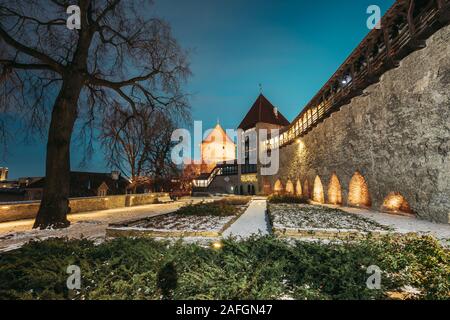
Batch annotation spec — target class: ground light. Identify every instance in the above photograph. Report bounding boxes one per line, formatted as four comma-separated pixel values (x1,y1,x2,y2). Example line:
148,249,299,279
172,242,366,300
211,241,223,250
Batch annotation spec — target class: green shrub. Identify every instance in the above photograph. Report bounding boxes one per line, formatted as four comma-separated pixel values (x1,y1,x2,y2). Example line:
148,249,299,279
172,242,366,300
215,197,252,206
268,194,309,204
0,235,448,300
176,201,237,217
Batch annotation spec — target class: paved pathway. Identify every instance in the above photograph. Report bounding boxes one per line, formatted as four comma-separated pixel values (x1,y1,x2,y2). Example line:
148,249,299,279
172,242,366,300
222,199,270,239
0,197,215,252
324,204,450,243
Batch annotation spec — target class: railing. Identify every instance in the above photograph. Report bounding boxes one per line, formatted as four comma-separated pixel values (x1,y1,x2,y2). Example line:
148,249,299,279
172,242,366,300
262,0,449,151
241,164,257,174
192,163,239,189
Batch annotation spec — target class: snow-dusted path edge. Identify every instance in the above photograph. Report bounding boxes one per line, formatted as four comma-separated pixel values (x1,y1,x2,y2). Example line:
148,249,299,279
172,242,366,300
324,204,450,244
222,199,270,239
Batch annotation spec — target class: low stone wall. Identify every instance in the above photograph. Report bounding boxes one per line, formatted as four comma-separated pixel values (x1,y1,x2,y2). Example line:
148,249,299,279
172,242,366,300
0,202,41,222
0,193,170,223
126,193,166,207
273,227,392,241
106,228,221,239
70,195,126,213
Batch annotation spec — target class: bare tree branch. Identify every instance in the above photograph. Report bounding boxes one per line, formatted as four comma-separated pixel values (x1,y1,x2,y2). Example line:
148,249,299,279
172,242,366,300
0,0,191,228
0,26,65,73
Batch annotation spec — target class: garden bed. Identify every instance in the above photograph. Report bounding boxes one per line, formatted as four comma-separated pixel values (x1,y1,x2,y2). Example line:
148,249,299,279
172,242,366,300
106,198,250,238
269,204,394,240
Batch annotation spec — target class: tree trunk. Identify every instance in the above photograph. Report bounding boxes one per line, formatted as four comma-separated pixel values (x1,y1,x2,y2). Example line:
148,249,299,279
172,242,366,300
33,76,83,229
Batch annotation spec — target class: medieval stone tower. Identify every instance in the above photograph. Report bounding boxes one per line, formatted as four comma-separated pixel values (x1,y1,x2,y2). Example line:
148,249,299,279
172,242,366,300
200,123,236,174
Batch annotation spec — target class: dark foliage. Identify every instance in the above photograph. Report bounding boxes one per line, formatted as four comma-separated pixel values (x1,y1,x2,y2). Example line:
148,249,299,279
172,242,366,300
268,195,309,204
0,235,448,300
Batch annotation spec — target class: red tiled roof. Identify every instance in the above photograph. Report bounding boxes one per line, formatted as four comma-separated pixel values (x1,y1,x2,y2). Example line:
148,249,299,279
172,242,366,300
238,94,290,130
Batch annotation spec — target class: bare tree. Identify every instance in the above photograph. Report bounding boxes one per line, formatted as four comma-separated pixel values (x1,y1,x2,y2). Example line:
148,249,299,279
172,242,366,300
101,104,148,193
101,102,181,193
0,0,190,229
144,110,179,192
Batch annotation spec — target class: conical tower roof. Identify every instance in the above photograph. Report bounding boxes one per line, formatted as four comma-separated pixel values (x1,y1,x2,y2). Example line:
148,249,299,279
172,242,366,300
238,94,290,130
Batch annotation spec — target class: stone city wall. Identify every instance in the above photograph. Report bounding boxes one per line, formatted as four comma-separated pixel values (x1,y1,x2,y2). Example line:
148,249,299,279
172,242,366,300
264,24,450,223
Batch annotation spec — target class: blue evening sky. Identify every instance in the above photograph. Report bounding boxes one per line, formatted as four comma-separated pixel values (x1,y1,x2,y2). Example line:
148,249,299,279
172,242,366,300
4,0,394,179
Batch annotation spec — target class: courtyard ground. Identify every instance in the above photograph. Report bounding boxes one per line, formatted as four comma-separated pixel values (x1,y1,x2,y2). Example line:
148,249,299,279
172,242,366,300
222,198,270,239
0,197,216,252
335,205,450,244
0,197,448,300
0,197,449,252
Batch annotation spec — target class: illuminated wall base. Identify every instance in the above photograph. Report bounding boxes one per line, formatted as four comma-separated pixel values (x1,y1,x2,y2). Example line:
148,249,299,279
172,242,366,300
382,192,414,216
303,180,310,199
327,173,342,205
296,179,302,196
285,180,294,194
312,176,325,204
273,179,283,195
348,172,371,207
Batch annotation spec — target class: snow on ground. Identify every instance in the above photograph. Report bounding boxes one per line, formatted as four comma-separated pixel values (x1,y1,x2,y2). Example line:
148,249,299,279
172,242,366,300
152,236,220,247
111,214,235,233
332,205,450,243
222,199,270,239
1,197,449,252
270,204,390,232
0,197,214,253
270,203,450,245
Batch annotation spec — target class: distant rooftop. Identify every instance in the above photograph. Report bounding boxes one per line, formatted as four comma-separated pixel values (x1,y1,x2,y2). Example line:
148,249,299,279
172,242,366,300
238,94,290,131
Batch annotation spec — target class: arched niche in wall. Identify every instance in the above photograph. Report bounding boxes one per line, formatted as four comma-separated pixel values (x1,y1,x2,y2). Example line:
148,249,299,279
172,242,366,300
263,179,272,195
348,171,372,207
312,176,325,204
303,179,310,199
328,173,343,205
273,179,284,195
296,179,302,196
285,180,295,194
382,192,415,216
